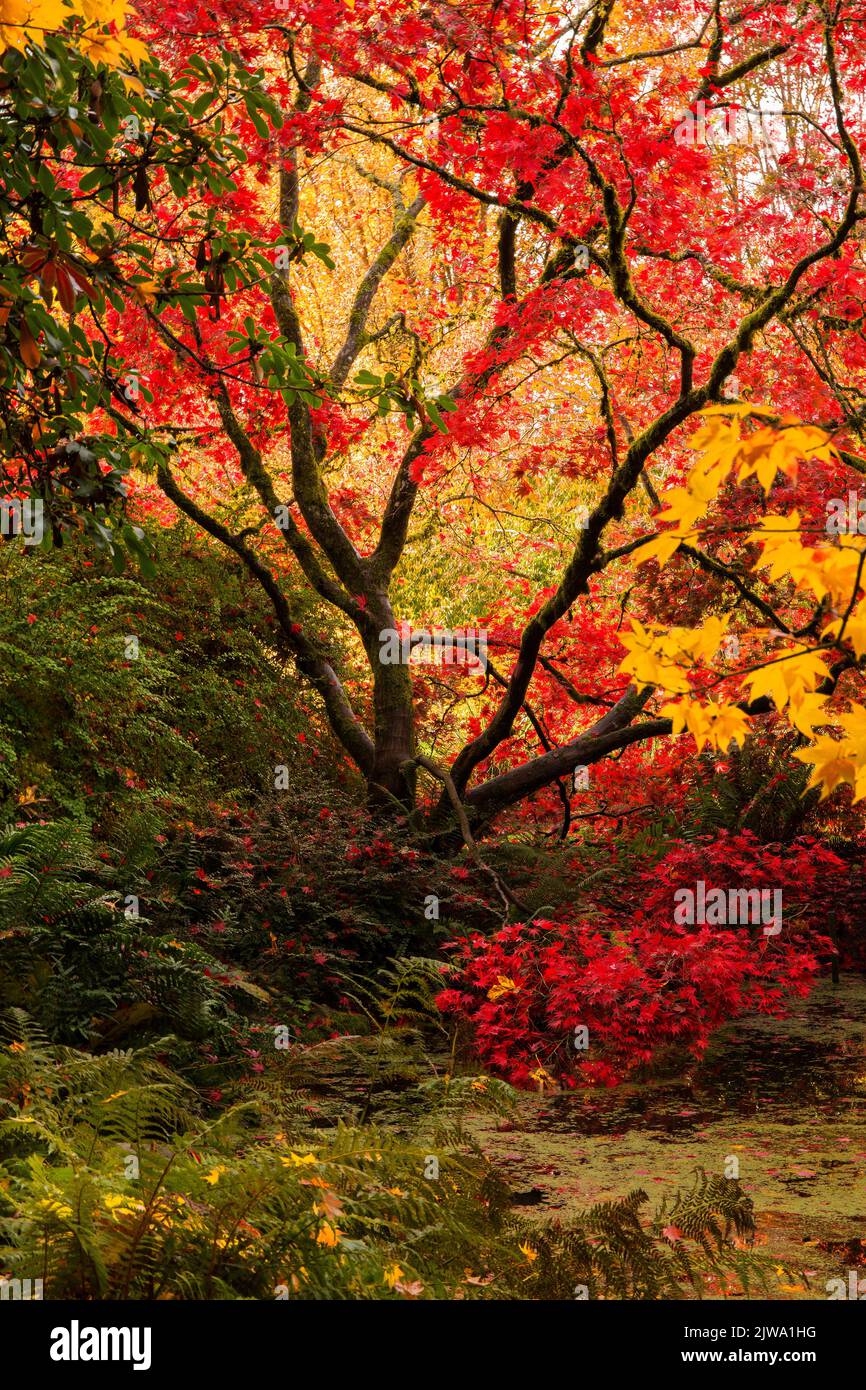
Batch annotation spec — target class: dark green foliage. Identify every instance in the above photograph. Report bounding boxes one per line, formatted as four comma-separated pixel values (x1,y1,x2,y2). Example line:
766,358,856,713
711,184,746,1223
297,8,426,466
145,789,497,1021
517,1170,773,1300
0,821,238,1045
0,529,319,843
692,735,817,841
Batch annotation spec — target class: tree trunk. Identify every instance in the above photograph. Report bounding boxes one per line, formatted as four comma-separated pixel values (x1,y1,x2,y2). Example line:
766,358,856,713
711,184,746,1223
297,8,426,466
365,604,416,809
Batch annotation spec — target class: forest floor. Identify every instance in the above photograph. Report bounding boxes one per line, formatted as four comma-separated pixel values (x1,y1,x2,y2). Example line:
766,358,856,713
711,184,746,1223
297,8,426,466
468,974,866,1299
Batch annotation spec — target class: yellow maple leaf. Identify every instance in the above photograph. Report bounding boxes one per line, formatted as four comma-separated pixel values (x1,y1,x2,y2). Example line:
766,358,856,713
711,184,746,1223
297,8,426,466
793,735,857,798
487,974,519,1002
745,648,829,711
749,514,836,599
528,1064,556,1089
131,279,159,308
787,691,831,738
819,542,865,606
661,699,750,752
618,619,691,691
835,702,866,748
853,764,866,803
631,529,688,569
0,0,149,69
704,703,751,749
736,423,836,493
825,609,866,659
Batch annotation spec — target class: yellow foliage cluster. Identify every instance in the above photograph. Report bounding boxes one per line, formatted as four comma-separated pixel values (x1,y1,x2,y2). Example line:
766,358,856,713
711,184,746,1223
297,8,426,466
634,405,838,567
749,512,866,610
619,614,731,693
659,698,752,753
0,0,147,67
620,405,866,799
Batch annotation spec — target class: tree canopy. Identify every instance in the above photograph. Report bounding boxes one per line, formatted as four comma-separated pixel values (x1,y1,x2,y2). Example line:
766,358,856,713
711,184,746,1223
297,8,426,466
5,0,861,832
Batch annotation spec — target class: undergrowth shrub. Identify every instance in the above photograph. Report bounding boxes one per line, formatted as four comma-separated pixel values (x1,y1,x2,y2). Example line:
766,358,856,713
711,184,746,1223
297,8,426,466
0,821,242,1046
0,529,318,847
438,831,857,1087
0,1014,780,1300
144,792,498,1029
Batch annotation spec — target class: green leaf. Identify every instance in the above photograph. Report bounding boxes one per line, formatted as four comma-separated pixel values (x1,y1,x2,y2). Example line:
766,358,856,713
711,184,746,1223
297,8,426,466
243,97,270,140
426,401,448,433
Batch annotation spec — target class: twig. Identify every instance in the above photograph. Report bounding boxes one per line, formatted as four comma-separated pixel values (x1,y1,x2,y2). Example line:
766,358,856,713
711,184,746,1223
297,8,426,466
403,754,531,921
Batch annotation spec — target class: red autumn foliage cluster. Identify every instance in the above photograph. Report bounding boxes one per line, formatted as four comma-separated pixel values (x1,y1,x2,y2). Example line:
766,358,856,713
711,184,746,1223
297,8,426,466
438,833,860,1087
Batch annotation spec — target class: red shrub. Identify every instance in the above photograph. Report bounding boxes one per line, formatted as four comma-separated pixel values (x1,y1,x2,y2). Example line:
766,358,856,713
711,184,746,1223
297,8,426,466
438,833,850,1087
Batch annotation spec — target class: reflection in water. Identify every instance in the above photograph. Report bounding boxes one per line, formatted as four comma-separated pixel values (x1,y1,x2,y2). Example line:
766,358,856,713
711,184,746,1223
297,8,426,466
523,975,866,1139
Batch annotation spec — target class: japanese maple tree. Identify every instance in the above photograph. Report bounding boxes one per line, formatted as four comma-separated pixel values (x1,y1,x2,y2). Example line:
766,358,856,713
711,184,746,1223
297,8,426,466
22,0,866,831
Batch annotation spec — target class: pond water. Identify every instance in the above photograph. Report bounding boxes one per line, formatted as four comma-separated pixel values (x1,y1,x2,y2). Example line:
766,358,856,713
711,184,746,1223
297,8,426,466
471,973,866,1297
